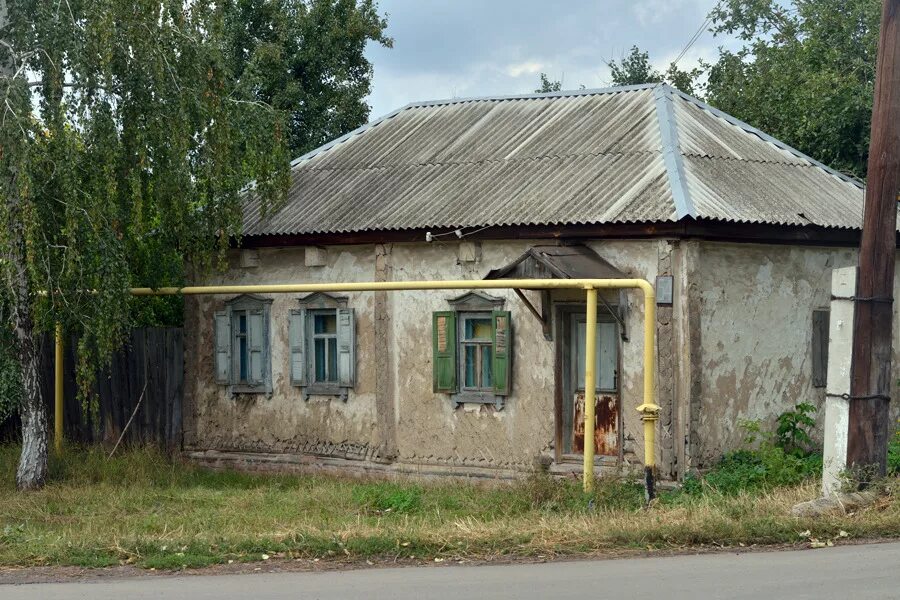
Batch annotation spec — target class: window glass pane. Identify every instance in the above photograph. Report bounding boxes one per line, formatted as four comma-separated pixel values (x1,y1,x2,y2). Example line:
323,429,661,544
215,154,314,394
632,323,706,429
482,345,493,388
575,319,612,391
464,345,477,387
598,322,617,390
314,338,326,381
314,313,337,334
238,313,247,334
327,338,338,383
575,321,586,388
464,318,492,341
239,336,248,382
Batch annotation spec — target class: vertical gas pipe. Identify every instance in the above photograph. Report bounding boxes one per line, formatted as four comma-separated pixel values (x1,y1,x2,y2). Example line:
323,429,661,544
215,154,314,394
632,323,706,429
582,287,598,492
54,323,63,455
636,282,659,501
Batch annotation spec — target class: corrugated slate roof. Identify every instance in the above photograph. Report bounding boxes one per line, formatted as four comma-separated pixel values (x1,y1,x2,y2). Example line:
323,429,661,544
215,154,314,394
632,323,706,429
243,83,867,237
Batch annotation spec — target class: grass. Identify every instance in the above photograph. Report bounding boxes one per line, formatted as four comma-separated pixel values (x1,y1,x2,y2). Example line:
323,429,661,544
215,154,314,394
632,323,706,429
0,445,898,570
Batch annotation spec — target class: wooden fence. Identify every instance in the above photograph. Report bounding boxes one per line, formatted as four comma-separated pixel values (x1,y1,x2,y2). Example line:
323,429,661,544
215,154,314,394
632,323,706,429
0,328,184,451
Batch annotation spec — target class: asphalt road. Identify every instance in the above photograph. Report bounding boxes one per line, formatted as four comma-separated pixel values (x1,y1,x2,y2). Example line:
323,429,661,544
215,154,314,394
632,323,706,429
4,542,900,599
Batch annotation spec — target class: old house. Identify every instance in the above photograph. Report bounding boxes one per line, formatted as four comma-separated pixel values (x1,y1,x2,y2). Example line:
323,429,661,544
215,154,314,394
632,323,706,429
182,83,899,481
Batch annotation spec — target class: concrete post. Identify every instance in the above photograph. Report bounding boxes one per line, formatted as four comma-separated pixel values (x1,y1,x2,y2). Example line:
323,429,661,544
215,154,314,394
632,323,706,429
822,267,857,496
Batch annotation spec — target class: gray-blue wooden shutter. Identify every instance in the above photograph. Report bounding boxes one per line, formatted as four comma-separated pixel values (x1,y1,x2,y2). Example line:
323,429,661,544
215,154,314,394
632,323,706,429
248,308,265,387
337,308,356,387
491,310,512,396
289,309,306,386
214,310,231,384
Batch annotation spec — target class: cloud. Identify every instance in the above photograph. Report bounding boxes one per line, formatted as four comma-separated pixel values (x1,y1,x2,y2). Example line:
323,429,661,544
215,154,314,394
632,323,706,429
505,61,545,78
365,0,727,117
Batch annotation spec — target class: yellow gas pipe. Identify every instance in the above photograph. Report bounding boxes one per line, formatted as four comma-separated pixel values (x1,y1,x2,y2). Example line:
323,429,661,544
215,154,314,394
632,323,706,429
53,278,659,497
54,323,63,455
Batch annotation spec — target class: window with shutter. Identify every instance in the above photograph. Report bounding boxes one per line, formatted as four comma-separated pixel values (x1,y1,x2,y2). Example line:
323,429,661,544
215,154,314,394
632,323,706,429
213,295,272,394
432,311,457,393
433,292,512,409
295,293,356,400
289,309,306,386
491,310,512,396
214,311,231,384
336,308,356,388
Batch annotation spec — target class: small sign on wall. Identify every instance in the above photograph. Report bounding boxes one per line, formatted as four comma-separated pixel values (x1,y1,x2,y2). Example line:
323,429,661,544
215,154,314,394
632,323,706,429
656,275,673,306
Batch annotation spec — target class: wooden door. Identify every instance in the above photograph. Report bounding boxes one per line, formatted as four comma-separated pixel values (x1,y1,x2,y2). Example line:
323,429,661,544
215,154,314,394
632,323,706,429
563,312,620,457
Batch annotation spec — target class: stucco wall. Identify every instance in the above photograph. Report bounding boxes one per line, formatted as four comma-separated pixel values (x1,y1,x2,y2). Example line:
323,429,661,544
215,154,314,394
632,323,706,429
183,239,662,474
183,237,900,478
693,242,900,467
183,245,385,461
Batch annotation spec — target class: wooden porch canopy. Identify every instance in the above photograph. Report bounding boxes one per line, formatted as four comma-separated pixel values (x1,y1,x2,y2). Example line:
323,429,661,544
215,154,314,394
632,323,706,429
484,245,629,340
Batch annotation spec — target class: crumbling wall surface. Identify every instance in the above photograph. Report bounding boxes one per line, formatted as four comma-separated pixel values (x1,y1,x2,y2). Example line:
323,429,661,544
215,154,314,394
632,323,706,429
388,239,660,472
183,238,664,474
183,245,386,461
694,242,857,467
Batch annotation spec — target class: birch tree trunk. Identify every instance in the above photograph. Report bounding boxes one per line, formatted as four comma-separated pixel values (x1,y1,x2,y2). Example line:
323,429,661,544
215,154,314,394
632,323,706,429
11,264,46,491
0,0,49,490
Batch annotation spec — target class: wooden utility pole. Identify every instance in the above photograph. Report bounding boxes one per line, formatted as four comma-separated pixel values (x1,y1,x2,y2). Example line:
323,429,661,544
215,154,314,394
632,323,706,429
848,0,900,476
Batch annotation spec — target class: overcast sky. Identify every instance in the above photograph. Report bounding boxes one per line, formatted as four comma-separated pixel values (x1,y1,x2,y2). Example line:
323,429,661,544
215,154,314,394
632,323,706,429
364,0,729,119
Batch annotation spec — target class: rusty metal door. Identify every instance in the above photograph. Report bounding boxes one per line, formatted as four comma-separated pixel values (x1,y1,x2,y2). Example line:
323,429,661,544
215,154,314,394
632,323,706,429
565,313,619,457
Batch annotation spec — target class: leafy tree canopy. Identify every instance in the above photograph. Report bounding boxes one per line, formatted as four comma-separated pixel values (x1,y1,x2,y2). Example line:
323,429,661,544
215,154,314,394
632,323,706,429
705,0,879,178
223,0,391,157
0,0,293,488
535,73,562,93
606,45,702,95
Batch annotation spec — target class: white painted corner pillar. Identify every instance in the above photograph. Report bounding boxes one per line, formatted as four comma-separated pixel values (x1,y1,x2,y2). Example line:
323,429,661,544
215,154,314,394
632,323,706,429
822,267,857,496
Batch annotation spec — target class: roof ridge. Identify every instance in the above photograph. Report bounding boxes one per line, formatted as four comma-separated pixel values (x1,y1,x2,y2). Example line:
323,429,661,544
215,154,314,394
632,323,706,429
653,85,696,219
403,83,657,109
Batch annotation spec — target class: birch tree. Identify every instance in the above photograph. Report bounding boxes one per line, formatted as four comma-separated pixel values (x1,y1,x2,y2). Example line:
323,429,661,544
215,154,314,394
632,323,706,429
0,0,289,490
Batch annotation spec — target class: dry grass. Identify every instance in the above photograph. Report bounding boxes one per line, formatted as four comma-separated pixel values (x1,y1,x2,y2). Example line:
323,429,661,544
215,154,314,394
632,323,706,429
0,445,898,570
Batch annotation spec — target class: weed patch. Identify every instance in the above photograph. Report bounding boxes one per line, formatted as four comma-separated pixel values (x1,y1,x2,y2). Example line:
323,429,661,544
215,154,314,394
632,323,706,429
0,444,897,570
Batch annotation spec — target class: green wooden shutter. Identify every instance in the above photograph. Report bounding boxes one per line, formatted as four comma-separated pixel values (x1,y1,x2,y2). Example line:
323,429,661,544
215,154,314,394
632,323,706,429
337,308,356,387
214,311,231,384
432,311,457,393
248,309,265,387
492,310,512,396
289,309,306,386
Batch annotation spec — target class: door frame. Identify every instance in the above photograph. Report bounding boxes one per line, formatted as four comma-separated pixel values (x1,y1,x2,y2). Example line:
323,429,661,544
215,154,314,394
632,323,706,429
553,302,623,464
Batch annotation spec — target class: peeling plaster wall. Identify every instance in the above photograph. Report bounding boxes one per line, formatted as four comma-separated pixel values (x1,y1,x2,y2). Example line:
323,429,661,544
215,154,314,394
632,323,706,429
183,237,900,478
692,242,900,468
183,245,385,461
386,240,659,471
184,239,663,474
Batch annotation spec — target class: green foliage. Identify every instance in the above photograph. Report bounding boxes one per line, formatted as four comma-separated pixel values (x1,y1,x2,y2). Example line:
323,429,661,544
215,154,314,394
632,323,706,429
606,45,702,94
535,73,562,93
889,422,900,476
679,446,822,497
676,404,823,497
775,402,817,457
1,1,293,415
705,0,879,178
603,0,877,178
222,0,392,157
0,329,22,423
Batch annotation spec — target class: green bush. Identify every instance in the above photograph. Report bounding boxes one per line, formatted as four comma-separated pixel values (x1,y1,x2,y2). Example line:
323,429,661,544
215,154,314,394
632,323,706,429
677,404,823,497
888,423,900,476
